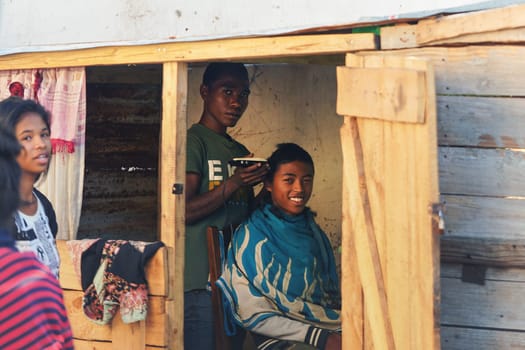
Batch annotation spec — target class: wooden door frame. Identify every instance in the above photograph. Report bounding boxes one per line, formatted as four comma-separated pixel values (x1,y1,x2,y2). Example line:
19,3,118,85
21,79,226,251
337,53,440,350
0,33,376,349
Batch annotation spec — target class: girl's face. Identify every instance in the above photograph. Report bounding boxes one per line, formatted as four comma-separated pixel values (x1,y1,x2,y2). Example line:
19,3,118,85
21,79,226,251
15,112,51,177
265,160,314,216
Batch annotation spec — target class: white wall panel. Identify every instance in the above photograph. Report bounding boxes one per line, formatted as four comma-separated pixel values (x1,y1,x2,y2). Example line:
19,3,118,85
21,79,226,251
0,0,522,55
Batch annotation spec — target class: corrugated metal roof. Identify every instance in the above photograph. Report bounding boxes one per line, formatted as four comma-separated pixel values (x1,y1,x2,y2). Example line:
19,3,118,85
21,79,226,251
0,0,523,56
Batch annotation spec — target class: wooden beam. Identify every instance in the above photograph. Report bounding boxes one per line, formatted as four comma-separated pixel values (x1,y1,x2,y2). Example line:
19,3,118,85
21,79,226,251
441,236,525,268
160,62,188,350
429,27,525,46
381,5,525,49
417,4,525,45
380,24,417,50
336,66,426,123
0,33,376,69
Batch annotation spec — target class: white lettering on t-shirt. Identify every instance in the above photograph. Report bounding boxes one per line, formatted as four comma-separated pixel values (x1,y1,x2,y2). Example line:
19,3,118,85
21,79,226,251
208,160,223,181
227,164,235,177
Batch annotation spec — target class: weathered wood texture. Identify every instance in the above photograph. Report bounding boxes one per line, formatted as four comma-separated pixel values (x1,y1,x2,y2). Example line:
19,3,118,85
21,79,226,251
361,42,525,350
440,262,525,349
437,95,525,149
58,239,168,349
77,65,162,241
368,46,525,241
380,4,525,49
339,54,440,350
441,269,525,330
0,33,376,69
336,67,426,123
441,236,525,268
160,61,188,350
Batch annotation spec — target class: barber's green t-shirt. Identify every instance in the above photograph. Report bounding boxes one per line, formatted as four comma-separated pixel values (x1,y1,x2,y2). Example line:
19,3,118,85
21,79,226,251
185,123,253,291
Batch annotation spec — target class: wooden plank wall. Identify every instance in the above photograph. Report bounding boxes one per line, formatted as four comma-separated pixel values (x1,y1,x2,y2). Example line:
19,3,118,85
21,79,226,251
435,46,525,349
57,240,168,349
78,65,162,242
372,44,525,348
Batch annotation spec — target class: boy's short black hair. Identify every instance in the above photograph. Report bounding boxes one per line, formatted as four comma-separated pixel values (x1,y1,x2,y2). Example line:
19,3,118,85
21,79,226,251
202,62,249,86
266,143,314,182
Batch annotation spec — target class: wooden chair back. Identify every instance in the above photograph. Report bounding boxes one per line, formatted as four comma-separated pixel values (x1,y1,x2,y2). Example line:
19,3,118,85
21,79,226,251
206,225,233,350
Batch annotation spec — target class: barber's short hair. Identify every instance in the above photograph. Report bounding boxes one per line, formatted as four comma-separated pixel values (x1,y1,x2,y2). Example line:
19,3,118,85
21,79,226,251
0,127,21,227
202,62,249,86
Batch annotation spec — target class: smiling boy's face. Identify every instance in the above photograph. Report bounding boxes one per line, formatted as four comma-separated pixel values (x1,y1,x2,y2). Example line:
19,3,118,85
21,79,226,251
265,160,314,216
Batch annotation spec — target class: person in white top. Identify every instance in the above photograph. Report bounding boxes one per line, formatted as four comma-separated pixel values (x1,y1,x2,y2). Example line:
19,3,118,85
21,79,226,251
0,97,60,278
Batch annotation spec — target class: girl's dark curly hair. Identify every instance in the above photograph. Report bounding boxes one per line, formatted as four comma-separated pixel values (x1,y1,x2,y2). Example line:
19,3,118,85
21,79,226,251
0,127,21,228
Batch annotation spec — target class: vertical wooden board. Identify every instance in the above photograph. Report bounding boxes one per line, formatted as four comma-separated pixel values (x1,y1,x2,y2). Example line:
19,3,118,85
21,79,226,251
382,119,412,350
160,62,188,350
341,116,393,349
385,54,439,349
355,117,390,350
344,53,440,350
365,56,439,348
340,117,364,350
343,54,394,350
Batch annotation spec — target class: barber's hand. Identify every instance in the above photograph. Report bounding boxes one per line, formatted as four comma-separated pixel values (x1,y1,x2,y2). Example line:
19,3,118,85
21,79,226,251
231,161,269,187
324,333,342,350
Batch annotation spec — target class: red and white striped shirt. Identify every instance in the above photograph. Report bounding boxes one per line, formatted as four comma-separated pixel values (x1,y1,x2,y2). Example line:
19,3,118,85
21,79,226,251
0,244,74,350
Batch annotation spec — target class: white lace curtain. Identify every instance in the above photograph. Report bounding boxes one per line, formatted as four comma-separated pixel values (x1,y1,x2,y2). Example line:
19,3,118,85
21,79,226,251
0,68,86,240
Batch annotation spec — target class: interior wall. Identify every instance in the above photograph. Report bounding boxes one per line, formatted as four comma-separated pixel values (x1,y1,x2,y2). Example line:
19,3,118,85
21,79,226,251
188,63,343,262
78,65,161,242
79,63,343,268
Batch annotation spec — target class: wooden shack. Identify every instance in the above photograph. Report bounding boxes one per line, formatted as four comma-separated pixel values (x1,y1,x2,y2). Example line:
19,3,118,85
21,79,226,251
1,1,524,349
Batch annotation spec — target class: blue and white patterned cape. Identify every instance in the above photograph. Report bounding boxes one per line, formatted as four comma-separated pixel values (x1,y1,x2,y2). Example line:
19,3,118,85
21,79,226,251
217,204,341,335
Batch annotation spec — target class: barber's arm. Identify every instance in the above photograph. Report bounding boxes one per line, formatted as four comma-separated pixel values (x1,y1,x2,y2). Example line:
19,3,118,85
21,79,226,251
185,163,268,224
